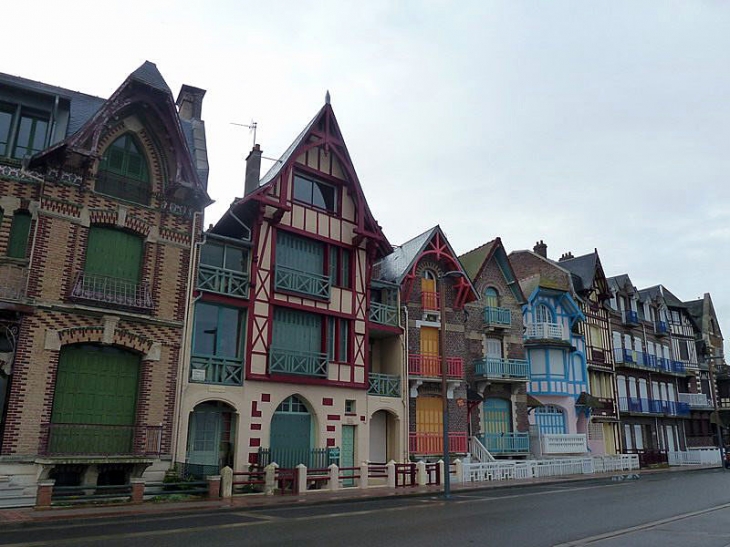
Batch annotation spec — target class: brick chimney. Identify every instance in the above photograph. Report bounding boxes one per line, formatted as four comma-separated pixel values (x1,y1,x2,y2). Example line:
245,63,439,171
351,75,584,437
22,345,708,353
176,85,206,121
533,240,547,258
244,144,262,196
559,252,574,261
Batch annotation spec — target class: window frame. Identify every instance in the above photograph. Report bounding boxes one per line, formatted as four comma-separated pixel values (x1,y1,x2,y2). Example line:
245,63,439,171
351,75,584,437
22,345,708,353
292,172,338,214
328,245,352,289
96,133,152,206
192,302,245,360
6,210,32,259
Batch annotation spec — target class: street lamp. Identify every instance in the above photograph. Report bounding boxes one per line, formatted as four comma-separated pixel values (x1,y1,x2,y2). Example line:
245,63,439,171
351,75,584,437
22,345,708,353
438,270,468,499
704,355,728,470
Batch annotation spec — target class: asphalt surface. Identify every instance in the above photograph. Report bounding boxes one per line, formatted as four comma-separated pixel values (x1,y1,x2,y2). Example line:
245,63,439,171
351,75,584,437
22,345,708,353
2,469,730,546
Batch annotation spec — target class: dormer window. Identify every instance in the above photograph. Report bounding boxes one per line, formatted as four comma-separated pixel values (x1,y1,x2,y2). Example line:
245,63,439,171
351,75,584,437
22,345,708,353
293,172,337,213
0,104,50,159
96,133,151,205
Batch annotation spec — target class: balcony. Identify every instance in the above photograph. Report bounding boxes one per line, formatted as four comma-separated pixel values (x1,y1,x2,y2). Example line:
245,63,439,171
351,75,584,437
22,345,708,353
274,265,330,299
474,357,529,381
189,355,243,386
408,354,462,379
40,423,162,456
587,346,607,365
484,306,511,328
593,397,617,419
619,397,690,416
369,302,399,327
197,264,249,298
655,321,669,336
479,432,529,454
657,357,672,372
622,310,639,326
421,290,439,311
0,261,27,301
678,393,711,409
525,322,565,341
540,433,587,455
368,372,401,397
70,272,153,311
269,347,328,378
409,432,468,454
672,360,686,375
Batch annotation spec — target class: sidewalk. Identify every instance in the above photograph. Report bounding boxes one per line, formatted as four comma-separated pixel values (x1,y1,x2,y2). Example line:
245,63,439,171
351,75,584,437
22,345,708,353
0,465,719,526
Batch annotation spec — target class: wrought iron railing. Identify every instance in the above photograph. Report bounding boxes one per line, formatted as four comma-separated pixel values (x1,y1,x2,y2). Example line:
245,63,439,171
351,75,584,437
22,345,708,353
369,302,399,326
189,355,243,385
70,272,153,310
368,372,401,397
525,322,565,340
274,265,330,299
269,346,328,377
0,261,27,301
655,320,669,335
479,432,529,453
407,354,462,378
409,432,468,454
623,310,639,325
484,306,511,327
474,357,529,380
95,171,151,206
197,264,248,298
40,423,162,456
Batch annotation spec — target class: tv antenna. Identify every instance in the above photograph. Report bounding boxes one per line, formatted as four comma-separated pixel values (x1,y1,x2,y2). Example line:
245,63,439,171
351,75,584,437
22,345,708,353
230,120,257,148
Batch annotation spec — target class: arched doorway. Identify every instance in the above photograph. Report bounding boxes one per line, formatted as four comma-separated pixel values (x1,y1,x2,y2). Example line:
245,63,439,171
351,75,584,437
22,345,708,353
270,395,313,468
186,401,235,476
369,409,398,463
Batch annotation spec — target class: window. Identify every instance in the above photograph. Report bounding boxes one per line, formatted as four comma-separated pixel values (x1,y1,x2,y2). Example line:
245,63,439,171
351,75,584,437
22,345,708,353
327,316,350,363
201,242,246,272
7,211,31,259
96,133,151,205
345,400,356,414
292,172,337,212
198,240,249,297
535,303,553,323
484,287,499,307
192,303,244,359
0,107,13,156
0,103,50,159
84,226,143,282
329,246,351,288
678,340,690,361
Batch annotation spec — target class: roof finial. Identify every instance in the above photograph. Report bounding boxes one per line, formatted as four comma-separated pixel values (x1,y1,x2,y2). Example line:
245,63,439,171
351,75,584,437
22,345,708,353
325,90,331,105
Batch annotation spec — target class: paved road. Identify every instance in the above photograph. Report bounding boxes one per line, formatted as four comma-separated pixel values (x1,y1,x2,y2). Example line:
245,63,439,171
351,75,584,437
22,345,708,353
3,469,730,546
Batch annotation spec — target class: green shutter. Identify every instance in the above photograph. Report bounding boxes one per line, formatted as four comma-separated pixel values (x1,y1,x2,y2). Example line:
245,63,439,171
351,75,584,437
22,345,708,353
273,308,321,354
7,212,31,259
85,227,143,282
276,231,323,274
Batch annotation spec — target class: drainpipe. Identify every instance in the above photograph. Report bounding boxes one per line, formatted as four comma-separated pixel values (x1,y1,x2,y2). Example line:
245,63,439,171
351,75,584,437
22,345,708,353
401,303,409,463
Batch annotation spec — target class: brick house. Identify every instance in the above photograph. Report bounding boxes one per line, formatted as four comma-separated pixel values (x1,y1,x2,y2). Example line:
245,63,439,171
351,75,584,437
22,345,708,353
0,62,210,493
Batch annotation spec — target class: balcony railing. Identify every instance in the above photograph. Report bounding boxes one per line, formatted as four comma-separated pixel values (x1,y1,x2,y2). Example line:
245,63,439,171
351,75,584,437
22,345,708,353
409,432,468,454
40,423,162,456
421,290,439,311
190,355,243,385
368,372,401,397
197,264,249,298
369,302,399,326
0,261,27,301
474,357,529,380
269,347,328,378
274,265,330,299
678,393,711,408
70,272,153,310
614,351,686,376
479,432,529,453
540,434,587,454
623,310,639,326
484,306,511,327
525,322,565,340
672,360,686,374
594,397,617,418
618,397,690,416
587,346,607,364
655,321,669,336
408,354,463,379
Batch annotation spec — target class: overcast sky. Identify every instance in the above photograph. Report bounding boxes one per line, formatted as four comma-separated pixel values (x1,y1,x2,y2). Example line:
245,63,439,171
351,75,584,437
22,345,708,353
6,1,730,346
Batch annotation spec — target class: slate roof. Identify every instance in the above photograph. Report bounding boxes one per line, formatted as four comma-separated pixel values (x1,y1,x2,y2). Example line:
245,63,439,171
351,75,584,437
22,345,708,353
558,252,597,293
459,240,497,280
129,61,172,94
0,72,105,137
684,299,704,322
638,284,686,308
607,274,633,294
375,226,437,284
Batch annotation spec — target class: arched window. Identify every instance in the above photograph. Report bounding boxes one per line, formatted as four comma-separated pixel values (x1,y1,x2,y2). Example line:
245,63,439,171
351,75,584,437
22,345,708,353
96,133,151,205
484,287,499,307
535,303,554,323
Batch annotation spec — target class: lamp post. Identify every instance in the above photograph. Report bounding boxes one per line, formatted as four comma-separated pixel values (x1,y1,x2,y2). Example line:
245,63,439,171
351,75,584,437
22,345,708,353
705,355,727,469
438,270,467,499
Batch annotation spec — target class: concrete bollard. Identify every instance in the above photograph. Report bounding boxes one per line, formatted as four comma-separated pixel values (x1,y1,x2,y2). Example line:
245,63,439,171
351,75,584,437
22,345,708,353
359,462,369,489
264,463,278,495
207,475,221,499
220,466,233,499
328,463,340,491
454,459,463,484
130,478,145,503
437,460,445,486
296,464,307,494
35,480,55,508
386,460,396,488
416,461,427,486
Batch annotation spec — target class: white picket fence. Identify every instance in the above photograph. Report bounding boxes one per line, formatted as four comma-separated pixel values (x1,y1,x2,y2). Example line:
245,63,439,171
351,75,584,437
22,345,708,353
457,454,639,484
668,448,721,466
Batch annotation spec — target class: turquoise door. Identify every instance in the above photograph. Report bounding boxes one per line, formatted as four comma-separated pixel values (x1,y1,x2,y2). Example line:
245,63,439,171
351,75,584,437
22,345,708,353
187,404,223,470
482,398,512,453
341,425,355,486
270,396,312,468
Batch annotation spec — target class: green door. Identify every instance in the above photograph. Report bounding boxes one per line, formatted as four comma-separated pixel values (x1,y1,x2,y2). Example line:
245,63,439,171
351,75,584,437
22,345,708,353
270,396,311,468
50,345,139,454
85,227,143,281
341,425,355,486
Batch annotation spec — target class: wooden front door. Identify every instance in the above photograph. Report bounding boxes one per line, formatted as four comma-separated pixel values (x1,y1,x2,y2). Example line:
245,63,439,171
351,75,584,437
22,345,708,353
341,425,355,486
415,396,443,453
420,327,439,376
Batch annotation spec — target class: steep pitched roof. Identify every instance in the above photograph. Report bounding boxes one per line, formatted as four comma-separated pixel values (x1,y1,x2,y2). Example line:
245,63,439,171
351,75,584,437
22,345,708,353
376,226,437,284
459,240,497,280
607,274,635,295
458,238,525,304
558,253,597,293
